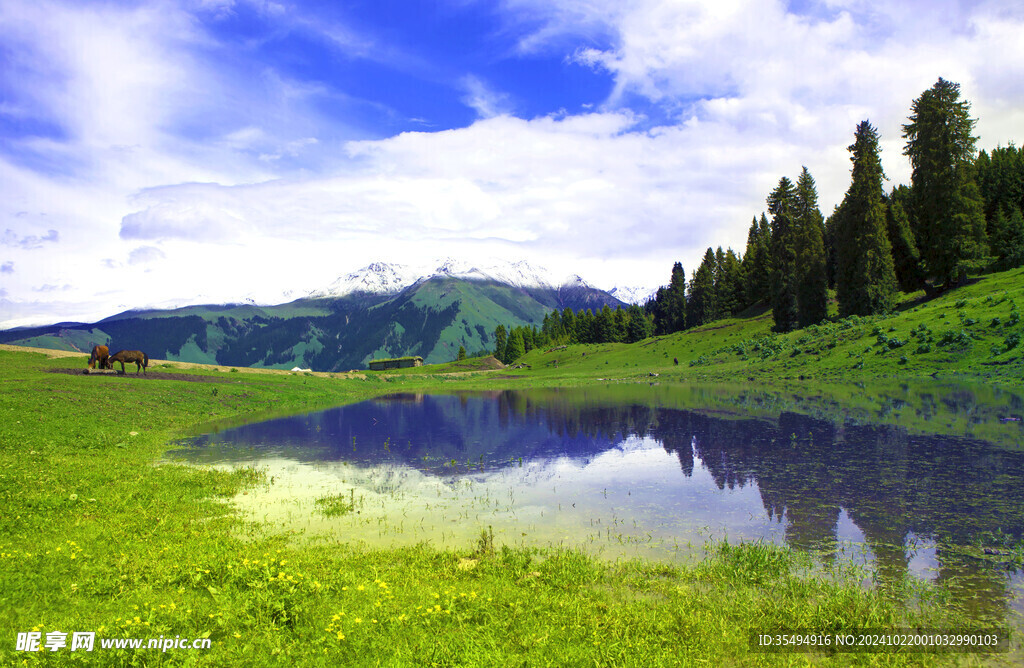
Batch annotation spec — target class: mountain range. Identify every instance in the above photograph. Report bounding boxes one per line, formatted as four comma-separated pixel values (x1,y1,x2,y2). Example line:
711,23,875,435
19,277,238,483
1,259,644,371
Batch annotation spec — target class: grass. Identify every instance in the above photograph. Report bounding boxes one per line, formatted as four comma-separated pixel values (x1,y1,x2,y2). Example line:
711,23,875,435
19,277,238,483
0,267,1019,665
365,265,1022,390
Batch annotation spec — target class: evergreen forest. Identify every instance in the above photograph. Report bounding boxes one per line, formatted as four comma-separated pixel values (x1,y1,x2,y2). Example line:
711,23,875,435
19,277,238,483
493,78,1024,360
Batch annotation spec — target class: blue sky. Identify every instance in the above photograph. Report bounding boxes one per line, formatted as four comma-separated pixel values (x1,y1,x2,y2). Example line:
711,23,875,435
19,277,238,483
2,0,1024,327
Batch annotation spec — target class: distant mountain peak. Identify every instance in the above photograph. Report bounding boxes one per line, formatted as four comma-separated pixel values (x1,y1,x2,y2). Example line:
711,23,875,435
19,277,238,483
309,258,566,299
606,285,657,305
307,261,418,299
560,274,591,288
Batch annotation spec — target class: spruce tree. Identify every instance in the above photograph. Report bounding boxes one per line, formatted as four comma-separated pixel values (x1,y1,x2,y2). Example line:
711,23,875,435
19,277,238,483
768,177,800,332
718,248,744,317
665,262,687,333
836,121,898,317
504,330,525,363
824,206,839,289
561,308,576,341
793,167,829,327
651,287,670,335
713,247,726,315
990,204,1024,269
493,325,507,362
902,78,988,286
741,215,771,306
626,304,652,342
976,146,1024,269
686,248,718,328
457,345,466,361
595,305,615,343
885,185,925,291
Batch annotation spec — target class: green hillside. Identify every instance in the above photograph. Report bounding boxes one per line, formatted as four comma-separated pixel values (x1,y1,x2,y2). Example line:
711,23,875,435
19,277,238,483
0,277,603,371
390,266,1024,389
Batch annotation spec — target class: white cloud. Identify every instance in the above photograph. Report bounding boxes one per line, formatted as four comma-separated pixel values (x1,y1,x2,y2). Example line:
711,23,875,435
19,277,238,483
128,246,167,266
3,0,1024,328
459,75,515,119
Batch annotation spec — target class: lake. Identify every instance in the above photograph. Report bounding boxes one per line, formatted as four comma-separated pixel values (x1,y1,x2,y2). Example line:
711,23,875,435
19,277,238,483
170,381,1024,630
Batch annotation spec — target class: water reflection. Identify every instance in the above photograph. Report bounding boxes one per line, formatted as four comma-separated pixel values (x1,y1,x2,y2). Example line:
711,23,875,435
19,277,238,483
171,384,1024,629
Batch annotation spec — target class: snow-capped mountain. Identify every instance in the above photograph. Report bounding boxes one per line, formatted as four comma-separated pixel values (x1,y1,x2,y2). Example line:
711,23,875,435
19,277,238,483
309,258,580,299
307,262,422,298
606,285,658,305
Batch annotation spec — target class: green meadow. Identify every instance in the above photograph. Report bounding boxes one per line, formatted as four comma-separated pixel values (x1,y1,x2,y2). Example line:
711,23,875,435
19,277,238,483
2,267,1022,666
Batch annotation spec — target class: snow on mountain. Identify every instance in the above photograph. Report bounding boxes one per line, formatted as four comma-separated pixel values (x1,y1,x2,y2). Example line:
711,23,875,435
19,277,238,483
309,258,564,298
559,274,592,289
606,285,657,305
483,260,556,289
307,261,421,298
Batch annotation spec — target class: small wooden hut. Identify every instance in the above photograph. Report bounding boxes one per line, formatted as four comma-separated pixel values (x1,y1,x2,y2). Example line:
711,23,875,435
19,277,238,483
368,356,424,371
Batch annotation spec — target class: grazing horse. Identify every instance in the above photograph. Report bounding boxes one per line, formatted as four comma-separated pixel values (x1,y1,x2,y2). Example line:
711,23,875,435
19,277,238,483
88,345,110,370
109,350,149,374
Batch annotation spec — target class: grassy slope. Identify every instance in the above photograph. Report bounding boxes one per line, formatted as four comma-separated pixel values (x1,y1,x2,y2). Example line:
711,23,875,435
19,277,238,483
0,349,978,667
499,266,1024,388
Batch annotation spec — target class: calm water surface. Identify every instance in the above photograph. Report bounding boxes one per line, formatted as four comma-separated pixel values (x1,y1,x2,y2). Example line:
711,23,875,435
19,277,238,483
170,383,1024,632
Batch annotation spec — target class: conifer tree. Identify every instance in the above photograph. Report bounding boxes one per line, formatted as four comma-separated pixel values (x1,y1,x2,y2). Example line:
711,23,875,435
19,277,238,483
561,308,576,342
885,185,925,291
686,248,718,328
651,287,669,335
990,204,1024,269
793,167,829,327
625,304,652,342
717,248,744,317
902,78,988,286
741,215,771,306
457,345,466,361
714,247,726,314
665,262,687,333
836,121,898,317
612,307,628,342
493,324,507,362
824,206,839,289
504,330,525,363
976,146,1024,269
768,177,800,332
595,305,615,343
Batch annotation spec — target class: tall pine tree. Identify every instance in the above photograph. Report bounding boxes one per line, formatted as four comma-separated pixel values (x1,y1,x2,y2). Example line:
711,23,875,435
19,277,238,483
686,248,718,328
768,177,800,332
493,325,507,362
717,248,744,317
902,78,988,287
793,167,829,327
742,215,772,306
836,121,898,317
976,145,1024,269
653,263,687,334
885,185,925,291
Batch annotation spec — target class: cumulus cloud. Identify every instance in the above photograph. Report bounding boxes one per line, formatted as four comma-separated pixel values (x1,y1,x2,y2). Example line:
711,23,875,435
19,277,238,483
4,0,1024,327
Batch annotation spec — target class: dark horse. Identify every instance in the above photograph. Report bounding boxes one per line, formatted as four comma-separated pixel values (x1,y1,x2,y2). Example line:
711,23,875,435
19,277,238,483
88,345,110,370
109,350,149,374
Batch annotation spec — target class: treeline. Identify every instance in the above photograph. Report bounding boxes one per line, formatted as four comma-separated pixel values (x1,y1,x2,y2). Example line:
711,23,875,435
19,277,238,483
491,304,654,364
492,78,1023,362
645,77,1024,335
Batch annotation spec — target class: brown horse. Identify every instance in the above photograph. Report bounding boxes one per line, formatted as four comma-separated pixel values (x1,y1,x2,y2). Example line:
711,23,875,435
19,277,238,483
88,345,110,370
109,350,149,374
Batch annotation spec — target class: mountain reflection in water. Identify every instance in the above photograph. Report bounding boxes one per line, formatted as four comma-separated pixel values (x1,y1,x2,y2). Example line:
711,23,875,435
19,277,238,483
173,386,1024,629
